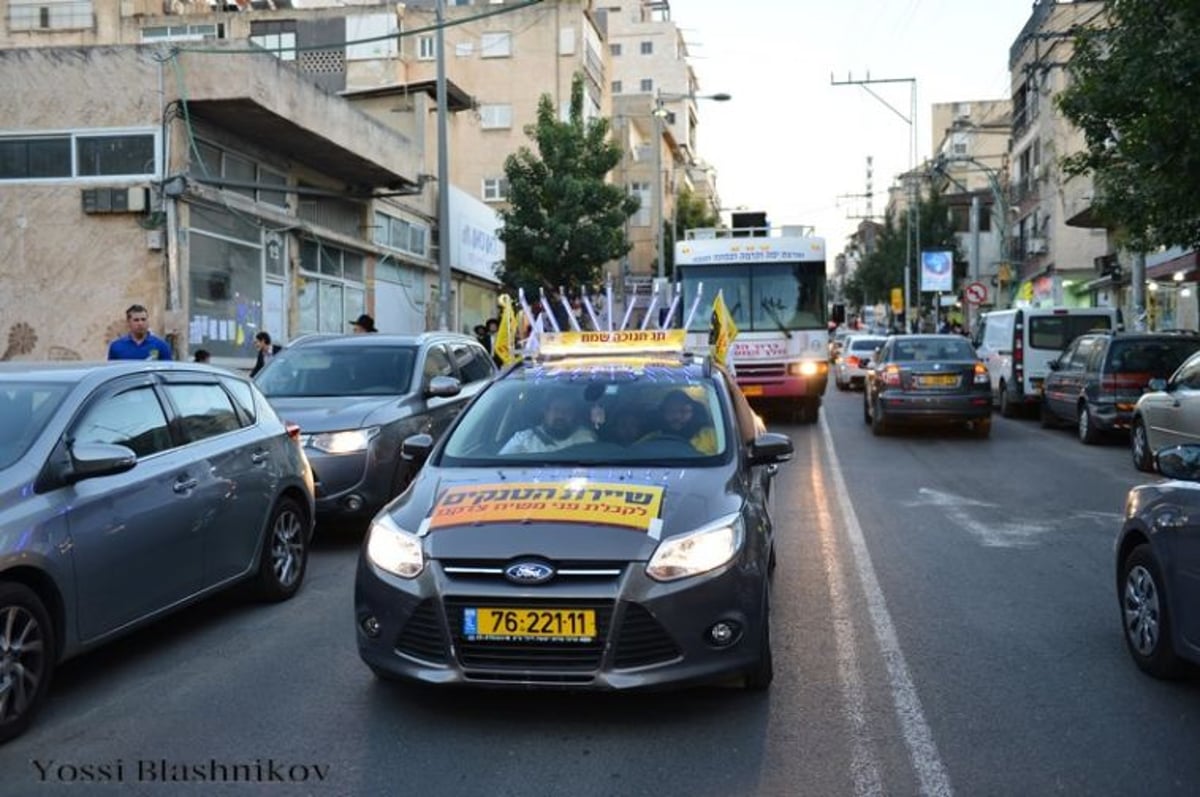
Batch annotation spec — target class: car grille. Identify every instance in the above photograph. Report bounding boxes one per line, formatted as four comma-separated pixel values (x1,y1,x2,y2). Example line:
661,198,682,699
444,598,612,673
439,559,624,584
737,363,784,378
394,599,450,664
612,603,681,669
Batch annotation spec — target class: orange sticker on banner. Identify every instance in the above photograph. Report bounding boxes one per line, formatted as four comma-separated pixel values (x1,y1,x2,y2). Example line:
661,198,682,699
428,482,665,532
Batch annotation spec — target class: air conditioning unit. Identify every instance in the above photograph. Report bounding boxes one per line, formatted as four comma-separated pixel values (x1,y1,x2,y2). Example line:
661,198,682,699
1026,237,1048,255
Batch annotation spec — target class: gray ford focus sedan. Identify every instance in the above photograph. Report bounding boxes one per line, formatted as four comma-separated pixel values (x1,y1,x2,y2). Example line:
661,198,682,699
355,333,792,691
0,362,314,743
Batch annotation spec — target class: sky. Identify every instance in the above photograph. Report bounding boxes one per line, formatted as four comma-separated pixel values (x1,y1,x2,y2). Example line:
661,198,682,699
673,0,1038,251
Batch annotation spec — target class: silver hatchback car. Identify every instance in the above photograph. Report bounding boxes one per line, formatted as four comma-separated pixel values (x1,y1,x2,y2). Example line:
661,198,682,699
0,362,315,743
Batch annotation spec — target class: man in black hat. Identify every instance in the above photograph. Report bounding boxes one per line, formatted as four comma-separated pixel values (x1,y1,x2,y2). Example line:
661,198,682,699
351,313,378,334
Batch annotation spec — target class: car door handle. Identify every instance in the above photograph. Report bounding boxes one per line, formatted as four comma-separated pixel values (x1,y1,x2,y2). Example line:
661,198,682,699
173,477,199,494
251,450,270,464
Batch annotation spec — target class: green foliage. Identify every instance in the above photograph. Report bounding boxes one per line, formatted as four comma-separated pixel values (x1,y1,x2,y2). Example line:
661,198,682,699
844,187,963,313
1057,1,1200,251
663,186,720,274
497,73,641,296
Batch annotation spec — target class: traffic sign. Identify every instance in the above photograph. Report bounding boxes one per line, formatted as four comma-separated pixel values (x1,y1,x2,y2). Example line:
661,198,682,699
965,281,988,305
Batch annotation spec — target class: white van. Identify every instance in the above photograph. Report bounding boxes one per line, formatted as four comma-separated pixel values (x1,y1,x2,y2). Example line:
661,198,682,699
973,306,1122,417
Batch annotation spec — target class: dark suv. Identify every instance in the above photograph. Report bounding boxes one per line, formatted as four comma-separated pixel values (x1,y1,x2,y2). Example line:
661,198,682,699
1040,331,1200,443
254,332,495,520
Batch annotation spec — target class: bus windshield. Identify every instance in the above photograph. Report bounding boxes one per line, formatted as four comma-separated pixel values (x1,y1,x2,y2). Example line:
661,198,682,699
680,262,827,332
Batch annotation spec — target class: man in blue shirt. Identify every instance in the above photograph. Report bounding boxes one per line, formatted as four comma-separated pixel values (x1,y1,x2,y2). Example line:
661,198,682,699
107,304,173,361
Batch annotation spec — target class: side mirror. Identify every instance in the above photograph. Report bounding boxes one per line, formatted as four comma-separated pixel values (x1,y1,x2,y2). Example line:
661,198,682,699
748,432,793,466
425,375,462,398
64,442,137,484
1047,360,1061,371
401,433,435,463
1156,445,1200,481
1148,377,1168,392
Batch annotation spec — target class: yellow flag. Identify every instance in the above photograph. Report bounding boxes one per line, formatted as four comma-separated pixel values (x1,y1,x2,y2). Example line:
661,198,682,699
709,289,739,367
494,295,520,365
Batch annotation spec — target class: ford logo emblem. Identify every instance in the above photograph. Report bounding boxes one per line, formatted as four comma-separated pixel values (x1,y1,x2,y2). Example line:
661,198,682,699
504,561,555,585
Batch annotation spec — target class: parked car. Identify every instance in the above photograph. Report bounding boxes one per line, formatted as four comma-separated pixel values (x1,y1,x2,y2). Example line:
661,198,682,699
1041,331,1200,444
0,361,315,743
355,332,792,691
1130,349,1200,471
834,334,887,391
254,332,495,521
1115,444,1200,678
974,306,1121,417
863,334,992,437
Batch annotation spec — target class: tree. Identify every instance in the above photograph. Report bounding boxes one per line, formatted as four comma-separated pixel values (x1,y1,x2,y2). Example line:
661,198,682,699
1057,1,1200,252
497,73,641,297
844,186,963,317
662,186,720,275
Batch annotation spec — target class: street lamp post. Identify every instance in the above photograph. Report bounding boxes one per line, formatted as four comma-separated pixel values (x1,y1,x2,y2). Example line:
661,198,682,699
653,89,731,280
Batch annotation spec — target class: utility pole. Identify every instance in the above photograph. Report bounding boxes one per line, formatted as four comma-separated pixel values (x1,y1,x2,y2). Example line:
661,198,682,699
435,0,451,331
832,73,917,329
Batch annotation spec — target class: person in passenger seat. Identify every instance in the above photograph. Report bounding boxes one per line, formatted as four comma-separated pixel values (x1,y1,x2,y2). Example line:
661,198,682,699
643,390,718,454
499,393,597,454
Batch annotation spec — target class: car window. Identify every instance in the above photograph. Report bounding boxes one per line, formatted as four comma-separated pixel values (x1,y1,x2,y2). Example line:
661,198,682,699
849,338,885,352
1067,338,1094,370
440,369,727,465
73,386,172,459
422,345,454,382
1029,315,1113,350
1110,338,1200,378
162,383,241,443
256,345,417,397
0,382,71,470
452,342,495,384
1173,352,1200,389
219,376,257,424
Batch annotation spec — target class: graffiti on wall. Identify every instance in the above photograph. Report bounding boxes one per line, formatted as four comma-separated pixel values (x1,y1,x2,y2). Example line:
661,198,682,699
0,321,82,362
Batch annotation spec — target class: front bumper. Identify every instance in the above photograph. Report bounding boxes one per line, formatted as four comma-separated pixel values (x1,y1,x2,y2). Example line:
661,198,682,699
307,445,402,518
355,553,767,690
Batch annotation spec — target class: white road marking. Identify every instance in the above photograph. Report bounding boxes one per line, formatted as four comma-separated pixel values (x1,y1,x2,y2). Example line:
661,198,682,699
821,416,954,796
811,460,885,796
904,488,1119,548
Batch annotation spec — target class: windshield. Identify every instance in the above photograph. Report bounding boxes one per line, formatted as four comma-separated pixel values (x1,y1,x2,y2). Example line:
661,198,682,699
255,345,417,397
891,337,977,362
680,262,827,333
440,367,729,467
0,382,71,470
1029,315,1113,350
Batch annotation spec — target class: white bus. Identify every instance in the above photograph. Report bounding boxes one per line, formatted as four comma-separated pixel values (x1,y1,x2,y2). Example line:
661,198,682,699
675,225,829,423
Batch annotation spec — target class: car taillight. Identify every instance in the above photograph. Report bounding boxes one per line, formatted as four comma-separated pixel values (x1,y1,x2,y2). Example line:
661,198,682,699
1013,332,1023,378
1102,373,1152,392
846,355,861,368
285,421,302,441
974,362,989,384
883,365,901,387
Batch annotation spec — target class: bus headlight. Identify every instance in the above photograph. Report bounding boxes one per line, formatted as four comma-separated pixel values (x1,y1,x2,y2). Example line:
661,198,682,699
787,360,826,377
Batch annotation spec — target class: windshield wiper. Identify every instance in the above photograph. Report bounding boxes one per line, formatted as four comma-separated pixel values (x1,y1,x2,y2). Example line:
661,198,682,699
760,299,793,339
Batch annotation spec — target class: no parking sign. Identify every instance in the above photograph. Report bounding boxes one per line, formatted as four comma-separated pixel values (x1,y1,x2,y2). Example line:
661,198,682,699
964,281,988,305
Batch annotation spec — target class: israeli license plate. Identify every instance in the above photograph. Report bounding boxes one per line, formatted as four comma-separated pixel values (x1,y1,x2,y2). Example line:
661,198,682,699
464,607,597,642
917,374,958,387
742,384,764,396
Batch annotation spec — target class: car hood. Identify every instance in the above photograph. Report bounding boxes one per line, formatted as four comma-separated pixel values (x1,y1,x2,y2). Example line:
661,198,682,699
386,466,744,562
266,396,405,432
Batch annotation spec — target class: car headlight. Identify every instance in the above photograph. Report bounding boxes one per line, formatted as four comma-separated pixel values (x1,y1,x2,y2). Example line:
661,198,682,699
646,513,744,582
365,513,424,578
310,426,380,454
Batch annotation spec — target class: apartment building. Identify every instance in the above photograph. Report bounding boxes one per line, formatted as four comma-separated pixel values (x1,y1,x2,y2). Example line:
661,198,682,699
1007,0,1108,309
929,98,1012,316
605,0,721,285
0,0,511,361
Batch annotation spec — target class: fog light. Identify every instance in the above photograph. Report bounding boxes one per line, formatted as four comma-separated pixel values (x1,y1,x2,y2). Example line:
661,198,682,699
361,615,381,637
707,620,742,647
345,494,365,512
